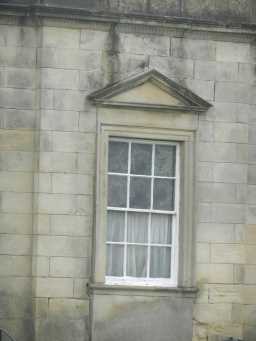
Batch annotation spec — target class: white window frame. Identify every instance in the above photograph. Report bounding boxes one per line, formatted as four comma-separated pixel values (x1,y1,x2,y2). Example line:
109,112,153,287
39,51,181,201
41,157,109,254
106,137,180,287
93,124,195,289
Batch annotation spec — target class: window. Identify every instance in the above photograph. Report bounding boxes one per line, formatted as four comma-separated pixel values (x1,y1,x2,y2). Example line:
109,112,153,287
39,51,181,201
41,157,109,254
105,138,179,287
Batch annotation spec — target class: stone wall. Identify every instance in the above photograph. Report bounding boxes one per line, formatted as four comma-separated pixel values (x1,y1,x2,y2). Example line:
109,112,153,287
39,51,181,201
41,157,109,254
0,13,255,341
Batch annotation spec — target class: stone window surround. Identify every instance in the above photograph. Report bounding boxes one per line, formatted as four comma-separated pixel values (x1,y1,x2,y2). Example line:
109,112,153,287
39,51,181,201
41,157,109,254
92,123,196,292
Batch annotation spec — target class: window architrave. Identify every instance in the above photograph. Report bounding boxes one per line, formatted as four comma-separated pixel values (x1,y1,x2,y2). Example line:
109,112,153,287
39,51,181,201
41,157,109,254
93,123,195,289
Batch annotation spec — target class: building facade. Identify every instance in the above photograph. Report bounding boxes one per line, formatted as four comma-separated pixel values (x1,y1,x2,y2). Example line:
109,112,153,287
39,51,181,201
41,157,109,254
0,1,255,340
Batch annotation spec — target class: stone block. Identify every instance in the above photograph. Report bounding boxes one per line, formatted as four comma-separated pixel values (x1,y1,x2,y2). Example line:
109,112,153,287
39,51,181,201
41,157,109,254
42,27,80,48
196,243,210,263
238,63,256,83
74,278,89,298
248,185,256,204
215,82,251,104
0,25,37,48
211,244,245,264
244,325,256,341
80,29,109,50
39,132,52,152
0,235,31,255
198,203,213,223
245,245,256,264
37,193,92,215
34,173,52,193
0,255,31,276
249,145,256,164
198,182,237,203
52,131,95,153
171,38,216,60
0,130,34,151
243,304,256,325
49,298,89,319
194,303,232,324
34,214,50,235
0,213,32,234
79,70,104,91
33,298,49,318
5,68,35,89
53,90,86,111
119,33,170,56
244,225,256,244
212,204,245,223
32,256,49,277
244,265,256,285
1,109,36,130
214,123,248,143
39,152,77,173
40,89,54,109
236,143,248,163
78,111,96,133
199,142,236,162
150,56,194,79
242,286,256,304
41,69,79,90
197,162,213,182
0,151,33,171
50,214,92,237
0,46,36,67
208,285,242,304
77,152,95,174
35,277,73,298
50,257,90,278
0,88,35,109
41,110,79,131
196,223,235,243
117,53,149,78
213,163,247,184
196,263,234,284
1,192,33,213
199,121,214,142
185,79,214,101
35,318,88,341
195,61,238,81
52,173,93,195
36,235,91,257
0,171,32,192
216,41,251,63
249,124,256,144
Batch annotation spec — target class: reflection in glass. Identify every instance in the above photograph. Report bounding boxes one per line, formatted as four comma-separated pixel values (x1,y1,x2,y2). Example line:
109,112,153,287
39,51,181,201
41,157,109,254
127,212,148,243
108,141,129,173
150,247,171,278
155,145,176,177
107,211,125,242
129,177,151,209
106,244,124,276
108,175,127,207
153,179,175,211
151,214,172,244
127,245,147,277
131,143,152,175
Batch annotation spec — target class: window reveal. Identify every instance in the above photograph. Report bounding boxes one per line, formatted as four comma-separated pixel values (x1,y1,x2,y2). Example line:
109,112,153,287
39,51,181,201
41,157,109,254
106,138,179,286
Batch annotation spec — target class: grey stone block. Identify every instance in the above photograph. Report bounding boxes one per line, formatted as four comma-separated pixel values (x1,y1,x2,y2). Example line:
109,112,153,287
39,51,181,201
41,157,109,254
0,46,36,67
171,38,216,61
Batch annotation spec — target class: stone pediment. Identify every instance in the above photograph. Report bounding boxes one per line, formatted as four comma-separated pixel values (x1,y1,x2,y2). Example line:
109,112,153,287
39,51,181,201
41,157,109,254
88,69,211,112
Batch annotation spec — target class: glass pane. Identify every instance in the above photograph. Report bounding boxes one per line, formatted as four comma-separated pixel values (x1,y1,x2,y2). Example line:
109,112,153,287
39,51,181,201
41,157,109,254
129,177,151,209
127,245,147,277
127,212,148,243
106,244,124,276
108,175,127,208
155,145,176,177
151,214,172,244
153,179,175,211
131,143,152,175
107,211,125,242
108,141,128,173
150,247,171,278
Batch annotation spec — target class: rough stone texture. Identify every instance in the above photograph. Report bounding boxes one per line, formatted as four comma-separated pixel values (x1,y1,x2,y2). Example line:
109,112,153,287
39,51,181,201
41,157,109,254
0,8,254,341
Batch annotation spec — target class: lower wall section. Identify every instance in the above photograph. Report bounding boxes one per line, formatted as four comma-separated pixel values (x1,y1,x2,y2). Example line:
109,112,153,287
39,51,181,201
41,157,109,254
91,288,195,341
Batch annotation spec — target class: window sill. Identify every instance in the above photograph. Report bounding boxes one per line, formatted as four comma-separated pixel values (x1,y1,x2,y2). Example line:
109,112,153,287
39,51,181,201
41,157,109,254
88,282,198,298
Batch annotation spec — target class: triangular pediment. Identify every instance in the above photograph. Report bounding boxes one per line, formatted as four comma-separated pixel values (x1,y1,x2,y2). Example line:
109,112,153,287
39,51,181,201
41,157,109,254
88,69,211,112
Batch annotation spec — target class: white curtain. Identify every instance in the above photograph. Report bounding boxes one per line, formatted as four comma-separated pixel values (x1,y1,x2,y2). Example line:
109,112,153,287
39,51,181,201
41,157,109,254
107,212,172,278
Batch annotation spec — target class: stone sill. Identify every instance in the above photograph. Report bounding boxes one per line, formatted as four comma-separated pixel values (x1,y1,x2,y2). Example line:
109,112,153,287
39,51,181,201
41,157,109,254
88,282,198,298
